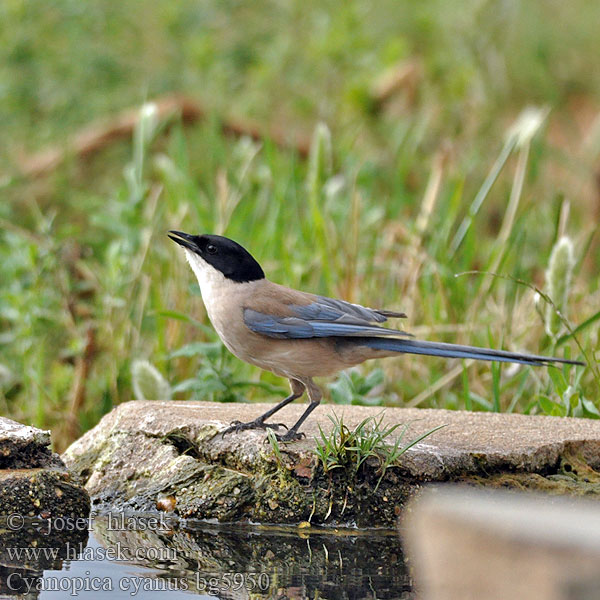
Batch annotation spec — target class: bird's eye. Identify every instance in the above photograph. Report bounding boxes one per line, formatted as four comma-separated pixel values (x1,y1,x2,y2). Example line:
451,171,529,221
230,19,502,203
206,244,217,255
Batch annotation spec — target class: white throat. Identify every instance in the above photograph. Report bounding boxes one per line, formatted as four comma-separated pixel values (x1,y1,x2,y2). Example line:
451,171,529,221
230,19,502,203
184,250,229,311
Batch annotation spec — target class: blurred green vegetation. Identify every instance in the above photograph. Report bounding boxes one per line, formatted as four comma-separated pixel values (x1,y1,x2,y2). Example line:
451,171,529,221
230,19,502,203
1,1,599,449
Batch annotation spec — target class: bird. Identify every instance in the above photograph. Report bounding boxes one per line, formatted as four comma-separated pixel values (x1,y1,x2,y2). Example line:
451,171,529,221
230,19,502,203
168,231,584,442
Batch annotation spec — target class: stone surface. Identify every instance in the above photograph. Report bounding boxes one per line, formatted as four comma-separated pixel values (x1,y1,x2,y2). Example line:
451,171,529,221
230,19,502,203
62,400,600,527
0,417,90,519
0,416,62,469
404,486,600,600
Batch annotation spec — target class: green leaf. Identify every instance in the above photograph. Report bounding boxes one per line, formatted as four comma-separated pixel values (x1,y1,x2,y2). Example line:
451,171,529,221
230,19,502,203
538,395,566,416
328,373,353,404
471,393,493,411
156,310,213,333
171,378,204,394
556,308,600,346
548,367,567,396
582,398,600,419
362,368,385,393
169,342,222,359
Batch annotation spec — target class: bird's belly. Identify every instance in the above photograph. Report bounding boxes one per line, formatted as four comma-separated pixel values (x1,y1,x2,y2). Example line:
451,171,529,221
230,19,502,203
218,329,358,379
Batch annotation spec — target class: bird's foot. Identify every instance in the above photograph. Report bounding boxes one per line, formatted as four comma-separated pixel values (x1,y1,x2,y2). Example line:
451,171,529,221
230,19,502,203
221,419,288,438
274,429,306,443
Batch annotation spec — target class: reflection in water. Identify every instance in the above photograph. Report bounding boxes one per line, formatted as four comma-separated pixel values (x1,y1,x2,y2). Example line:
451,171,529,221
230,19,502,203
94,517,413,599
0,516,89,597
1,515,413,599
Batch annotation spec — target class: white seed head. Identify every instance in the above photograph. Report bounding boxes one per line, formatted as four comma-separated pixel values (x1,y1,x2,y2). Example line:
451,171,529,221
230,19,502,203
132,359,171,401
545,236,575,337
507,106,550,149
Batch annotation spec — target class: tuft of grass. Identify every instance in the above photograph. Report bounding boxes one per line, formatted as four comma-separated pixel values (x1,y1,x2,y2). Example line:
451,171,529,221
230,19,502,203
313,412,446,489
266,428,285,470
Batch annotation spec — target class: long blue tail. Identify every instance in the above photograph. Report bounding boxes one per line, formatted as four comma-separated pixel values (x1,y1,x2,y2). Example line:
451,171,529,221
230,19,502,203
360,337,584,367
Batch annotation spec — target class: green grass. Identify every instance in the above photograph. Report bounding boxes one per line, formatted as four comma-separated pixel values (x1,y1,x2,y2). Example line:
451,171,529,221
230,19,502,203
313,413,446,491
1,1,599,450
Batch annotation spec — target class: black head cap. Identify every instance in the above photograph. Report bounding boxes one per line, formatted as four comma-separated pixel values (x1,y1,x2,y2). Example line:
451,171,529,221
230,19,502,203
168,231,265,283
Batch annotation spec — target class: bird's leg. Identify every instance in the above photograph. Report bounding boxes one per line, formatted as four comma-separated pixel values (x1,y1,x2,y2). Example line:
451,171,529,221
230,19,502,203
276,379,322,443
221,379,305,437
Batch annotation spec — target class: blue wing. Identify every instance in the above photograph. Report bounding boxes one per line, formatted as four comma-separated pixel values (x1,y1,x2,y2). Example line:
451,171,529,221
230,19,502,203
296,295,406,324
243,296,411,340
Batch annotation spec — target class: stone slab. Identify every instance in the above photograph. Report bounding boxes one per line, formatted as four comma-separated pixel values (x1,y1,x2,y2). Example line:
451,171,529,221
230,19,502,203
0,416,62,469
62,401,600,526
0,417,90,520
65,400,600,477
404,486,600,600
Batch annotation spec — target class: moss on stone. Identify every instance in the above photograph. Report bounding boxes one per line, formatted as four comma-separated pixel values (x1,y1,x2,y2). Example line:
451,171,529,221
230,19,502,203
462,448,600,496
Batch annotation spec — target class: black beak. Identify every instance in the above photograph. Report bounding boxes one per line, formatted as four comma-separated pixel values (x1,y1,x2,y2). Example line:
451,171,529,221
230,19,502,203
168,230,199,253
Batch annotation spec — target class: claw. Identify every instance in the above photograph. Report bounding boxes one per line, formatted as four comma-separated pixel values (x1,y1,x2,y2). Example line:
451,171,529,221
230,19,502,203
269,422,289,431
274,430,306,443
220,419,288,438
